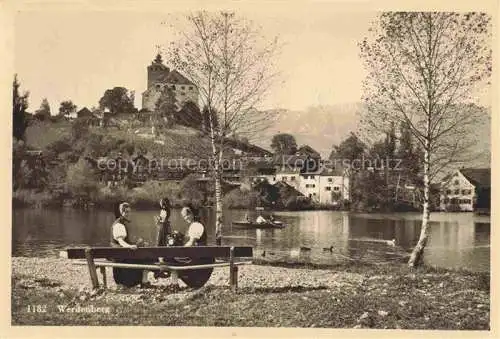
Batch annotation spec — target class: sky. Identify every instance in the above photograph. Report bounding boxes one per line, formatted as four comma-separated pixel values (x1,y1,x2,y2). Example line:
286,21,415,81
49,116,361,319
13,3,380,113
12,1,493,114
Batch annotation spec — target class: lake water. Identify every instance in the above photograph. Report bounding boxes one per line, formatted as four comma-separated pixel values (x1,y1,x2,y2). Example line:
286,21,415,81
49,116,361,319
12,208,490,272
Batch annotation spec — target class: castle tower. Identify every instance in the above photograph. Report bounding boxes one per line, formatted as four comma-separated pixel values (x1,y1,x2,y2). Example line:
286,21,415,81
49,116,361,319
147,53,169,89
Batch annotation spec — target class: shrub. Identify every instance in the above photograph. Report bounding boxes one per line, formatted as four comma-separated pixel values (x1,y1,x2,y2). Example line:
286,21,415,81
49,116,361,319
127,181,182,207
223,188,260,209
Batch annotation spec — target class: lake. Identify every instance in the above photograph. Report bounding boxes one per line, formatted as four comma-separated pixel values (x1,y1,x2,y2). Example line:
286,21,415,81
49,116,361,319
12,208,490,272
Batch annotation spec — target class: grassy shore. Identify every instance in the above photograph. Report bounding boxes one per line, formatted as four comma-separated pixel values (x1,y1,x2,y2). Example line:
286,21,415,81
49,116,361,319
11,257,490,329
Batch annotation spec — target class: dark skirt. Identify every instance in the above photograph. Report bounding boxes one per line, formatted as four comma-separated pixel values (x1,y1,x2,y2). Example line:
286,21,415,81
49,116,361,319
166,257,215,289
111,259,154,287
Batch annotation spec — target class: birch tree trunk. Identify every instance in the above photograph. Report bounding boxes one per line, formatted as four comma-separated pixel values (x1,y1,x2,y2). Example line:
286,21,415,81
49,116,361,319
213,156,223,245
408,144,430,267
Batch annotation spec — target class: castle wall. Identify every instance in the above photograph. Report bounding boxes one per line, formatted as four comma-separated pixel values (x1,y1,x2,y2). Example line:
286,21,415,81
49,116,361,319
142,83,199,111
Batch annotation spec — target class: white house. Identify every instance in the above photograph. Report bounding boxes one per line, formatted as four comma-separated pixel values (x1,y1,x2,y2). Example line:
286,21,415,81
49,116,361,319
440,168,490,212
250,167,349,205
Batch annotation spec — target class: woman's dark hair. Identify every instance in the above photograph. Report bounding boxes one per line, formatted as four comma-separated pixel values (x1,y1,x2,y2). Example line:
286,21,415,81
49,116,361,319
160,197,170,210
160,197,171,218
113,201,129,219
184,203,200,222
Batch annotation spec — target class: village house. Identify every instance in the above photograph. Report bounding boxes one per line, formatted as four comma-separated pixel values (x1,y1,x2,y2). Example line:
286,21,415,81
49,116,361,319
250,167,349,205
440,168,490,212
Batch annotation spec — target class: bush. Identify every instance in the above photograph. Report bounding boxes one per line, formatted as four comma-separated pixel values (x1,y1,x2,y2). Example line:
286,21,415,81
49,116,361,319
66,159,99,199
283,196,313,210
94,185,129,209
126,181,182,208
223,188,260,209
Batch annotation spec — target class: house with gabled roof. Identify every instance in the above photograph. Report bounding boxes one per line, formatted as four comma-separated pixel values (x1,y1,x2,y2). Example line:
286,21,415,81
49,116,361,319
440,168,490,212
141,53,199,112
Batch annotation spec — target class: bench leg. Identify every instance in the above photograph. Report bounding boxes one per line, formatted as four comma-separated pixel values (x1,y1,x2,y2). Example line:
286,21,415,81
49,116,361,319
229,246,238,292
230,266,239,292
84,248,99,289
99,266,107,289
171,270,179,286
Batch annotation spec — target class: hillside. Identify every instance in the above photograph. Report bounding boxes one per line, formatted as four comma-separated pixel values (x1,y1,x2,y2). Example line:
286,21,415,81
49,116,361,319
24,120,261,160
25,119,73,150
24,103,490,172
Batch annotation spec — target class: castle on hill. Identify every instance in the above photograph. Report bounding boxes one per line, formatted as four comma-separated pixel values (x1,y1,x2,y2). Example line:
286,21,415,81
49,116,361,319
141,53,199,112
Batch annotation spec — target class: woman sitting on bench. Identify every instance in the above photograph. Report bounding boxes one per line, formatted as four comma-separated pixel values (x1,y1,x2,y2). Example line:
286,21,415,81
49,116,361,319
180,204,207,247
110,201,153,288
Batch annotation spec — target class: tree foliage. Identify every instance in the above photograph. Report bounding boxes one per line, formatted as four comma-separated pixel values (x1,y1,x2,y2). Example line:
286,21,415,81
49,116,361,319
270,133,298,155
12,74,30,141
168,11,281,243
66,159,99,198
359,12,491,267
329,132,367,163
155,86,177,128
35,98,51,121
360,12,491,181
59,100,77,118
168,11,280,141
98,87,136,114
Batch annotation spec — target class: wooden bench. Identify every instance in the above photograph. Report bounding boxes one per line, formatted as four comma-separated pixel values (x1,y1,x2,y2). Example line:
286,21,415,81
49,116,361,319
60,246,253,291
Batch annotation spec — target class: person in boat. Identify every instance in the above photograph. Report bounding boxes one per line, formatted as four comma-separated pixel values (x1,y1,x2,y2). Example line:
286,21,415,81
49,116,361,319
110,201,153,288
181,204,207,246
255,214,268,224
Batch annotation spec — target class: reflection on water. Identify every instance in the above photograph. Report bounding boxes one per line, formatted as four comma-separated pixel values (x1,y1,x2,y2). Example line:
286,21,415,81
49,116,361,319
12,208,490,272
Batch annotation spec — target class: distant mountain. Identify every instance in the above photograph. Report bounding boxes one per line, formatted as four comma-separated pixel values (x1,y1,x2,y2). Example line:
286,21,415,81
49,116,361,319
254,103,363,158
253,102,491,172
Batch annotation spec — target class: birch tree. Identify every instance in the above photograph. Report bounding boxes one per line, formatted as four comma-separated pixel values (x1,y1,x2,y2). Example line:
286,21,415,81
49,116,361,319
359,12,491,267
168,11,280,244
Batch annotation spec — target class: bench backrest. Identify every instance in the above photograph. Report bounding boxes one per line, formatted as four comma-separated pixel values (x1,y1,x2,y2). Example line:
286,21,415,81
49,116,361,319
65,246,253,260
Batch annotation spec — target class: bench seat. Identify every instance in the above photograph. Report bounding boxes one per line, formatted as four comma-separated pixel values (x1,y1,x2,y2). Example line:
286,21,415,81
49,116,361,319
61,246,253,291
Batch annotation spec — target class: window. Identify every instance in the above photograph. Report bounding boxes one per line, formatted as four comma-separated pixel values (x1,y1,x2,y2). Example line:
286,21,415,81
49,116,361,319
282,176,287,181
446,189,452,195
189,86,193,90
156,84,161,90
310,175,315,179
333,186,340,191
313,193,317,196
325,187,331,191
454,180,459,185
462,189,471,195
454,189,460,195
273,177,276,181
312,184,316,188
328,178,333,182
181,86,185,90
444,198,450,203
291,176,295,181
171,85,175,90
